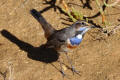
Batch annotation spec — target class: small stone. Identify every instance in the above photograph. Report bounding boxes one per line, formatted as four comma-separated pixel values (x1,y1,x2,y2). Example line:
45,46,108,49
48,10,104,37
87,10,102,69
62,65,67,71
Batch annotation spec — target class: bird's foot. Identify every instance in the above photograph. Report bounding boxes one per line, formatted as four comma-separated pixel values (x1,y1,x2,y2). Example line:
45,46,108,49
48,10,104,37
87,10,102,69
60,70,66,78
71,66,80,75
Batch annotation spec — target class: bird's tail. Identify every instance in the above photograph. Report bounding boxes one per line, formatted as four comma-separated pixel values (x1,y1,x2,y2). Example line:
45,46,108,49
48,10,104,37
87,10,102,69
30,9,55,38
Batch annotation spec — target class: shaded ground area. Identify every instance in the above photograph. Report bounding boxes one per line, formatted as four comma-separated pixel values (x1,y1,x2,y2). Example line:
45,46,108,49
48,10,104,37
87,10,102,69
0,0,120,80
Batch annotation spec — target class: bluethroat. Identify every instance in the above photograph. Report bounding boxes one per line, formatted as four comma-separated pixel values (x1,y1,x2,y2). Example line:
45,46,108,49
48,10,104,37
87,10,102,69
31,9,96,77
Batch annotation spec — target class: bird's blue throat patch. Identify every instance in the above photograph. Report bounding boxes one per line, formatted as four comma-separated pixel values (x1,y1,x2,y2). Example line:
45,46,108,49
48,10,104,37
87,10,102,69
79,27,87,31
68,27,89,46
69,36,82,45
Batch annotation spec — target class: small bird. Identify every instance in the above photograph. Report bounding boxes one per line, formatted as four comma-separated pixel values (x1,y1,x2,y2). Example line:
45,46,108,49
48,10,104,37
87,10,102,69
31,9,96,77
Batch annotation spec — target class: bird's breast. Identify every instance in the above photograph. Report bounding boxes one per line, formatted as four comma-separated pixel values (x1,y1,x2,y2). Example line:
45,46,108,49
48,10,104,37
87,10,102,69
67,34,83,46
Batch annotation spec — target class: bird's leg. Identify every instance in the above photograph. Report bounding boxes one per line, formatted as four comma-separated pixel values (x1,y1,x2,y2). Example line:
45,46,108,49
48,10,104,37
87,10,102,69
58,57,66,78
65,52,79,75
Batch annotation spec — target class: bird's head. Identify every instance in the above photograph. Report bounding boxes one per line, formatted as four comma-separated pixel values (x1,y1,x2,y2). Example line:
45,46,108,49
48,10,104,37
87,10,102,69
67,21,96,46
73,20,96,35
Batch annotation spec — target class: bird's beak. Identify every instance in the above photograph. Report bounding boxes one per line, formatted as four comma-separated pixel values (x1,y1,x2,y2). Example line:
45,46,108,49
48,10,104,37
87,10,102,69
85,22,96,28
84,25,96,30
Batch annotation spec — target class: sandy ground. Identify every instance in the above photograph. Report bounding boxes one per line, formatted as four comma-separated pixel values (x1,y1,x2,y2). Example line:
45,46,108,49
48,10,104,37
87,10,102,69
0,0,120,80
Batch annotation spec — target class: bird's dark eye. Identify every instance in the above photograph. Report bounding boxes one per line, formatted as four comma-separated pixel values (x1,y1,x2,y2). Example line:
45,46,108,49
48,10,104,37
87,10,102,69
81,22,85,25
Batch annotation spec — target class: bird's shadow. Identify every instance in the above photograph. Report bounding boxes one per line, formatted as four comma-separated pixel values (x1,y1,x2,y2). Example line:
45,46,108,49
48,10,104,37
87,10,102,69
1,30,59,63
